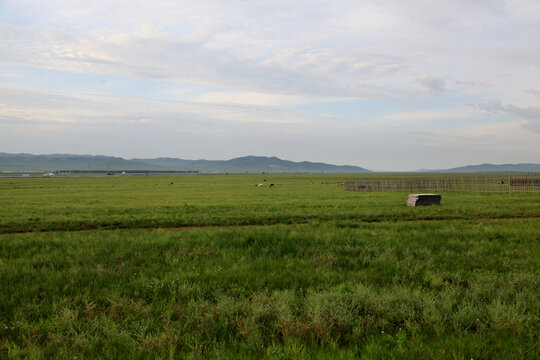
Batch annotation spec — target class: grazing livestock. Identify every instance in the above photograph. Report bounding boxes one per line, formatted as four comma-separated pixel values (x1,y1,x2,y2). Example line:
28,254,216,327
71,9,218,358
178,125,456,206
257,184,264,187
269,183,275,187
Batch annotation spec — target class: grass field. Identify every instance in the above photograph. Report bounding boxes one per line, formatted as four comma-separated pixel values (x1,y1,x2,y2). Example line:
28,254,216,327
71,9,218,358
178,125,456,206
1,174,539,359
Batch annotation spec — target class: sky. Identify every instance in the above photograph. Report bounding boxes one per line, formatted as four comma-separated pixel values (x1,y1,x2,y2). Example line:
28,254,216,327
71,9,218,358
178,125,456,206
1,0,539,171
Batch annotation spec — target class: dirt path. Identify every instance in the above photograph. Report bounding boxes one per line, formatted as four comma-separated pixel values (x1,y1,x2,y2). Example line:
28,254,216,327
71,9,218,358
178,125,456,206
2,215,539,236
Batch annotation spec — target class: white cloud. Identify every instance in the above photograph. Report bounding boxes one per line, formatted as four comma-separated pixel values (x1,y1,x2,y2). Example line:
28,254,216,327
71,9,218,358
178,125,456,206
2,0,539,103
2,0,540,169
0,84,314,128
0,70,17,77
1,23,416,99
378,108,469,125
475,99,540,133
194,91,311,107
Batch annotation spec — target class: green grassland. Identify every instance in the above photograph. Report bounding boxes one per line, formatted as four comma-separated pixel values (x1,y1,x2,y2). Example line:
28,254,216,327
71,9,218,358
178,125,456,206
0,174,539,359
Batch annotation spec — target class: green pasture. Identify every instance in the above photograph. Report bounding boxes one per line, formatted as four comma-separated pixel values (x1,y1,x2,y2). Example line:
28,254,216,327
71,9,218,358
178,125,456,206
0,174,539,359
1,174,539,233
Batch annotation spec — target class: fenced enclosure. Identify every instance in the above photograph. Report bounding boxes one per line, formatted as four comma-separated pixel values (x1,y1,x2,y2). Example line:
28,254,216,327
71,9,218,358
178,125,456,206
344,174,540,194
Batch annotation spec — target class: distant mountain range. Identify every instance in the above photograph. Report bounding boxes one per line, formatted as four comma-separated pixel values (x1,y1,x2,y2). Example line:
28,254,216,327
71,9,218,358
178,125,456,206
417,163,540,173
2,153,538,173
0,153,370,173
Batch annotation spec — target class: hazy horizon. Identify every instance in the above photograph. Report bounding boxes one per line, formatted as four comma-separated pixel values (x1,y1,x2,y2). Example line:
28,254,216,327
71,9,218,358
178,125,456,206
1,1,539,171
3,151,540,173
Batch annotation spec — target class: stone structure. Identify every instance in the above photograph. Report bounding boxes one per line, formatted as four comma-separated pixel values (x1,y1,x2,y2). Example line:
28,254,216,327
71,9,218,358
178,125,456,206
407,194,441,206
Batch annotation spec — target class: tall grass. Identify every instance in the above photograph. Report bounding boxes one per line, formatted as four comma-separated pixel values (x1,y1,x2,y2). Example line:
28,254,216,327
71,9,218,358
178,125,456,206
1,220,538,358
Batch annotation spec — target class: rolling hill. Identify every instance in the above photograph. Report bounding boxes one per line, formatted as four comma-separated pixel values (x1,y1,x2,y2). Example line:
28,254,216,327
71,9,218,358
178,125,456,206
0,153,370,173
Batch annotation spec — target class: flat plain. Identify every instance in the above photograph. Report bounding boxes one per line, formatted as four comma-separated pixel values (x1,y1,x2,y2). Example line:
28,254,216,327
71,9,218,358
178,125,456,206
0,174,539,359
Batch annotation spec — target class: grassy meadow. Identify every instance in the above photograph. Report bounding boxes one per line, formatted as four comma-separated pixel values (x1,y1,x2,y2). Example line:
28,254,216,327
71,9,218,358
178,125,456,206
0,174,539,359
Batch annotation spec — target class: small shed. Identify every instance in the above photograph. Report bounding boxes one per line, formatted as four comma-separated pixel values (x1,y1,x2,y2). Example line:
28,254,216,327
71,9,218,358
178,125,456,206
407,194,441,206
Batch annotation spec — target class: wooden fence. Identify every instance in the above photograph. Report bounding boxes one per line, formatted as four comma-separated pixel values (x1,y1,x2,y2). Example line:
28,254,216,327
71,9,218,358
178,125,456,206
344,174,540,194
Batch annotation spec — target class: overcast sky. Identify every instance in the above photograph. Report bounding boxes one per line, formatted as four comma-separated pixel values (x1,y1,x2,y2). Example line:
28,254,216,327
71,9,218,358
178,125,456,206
1,0,539,170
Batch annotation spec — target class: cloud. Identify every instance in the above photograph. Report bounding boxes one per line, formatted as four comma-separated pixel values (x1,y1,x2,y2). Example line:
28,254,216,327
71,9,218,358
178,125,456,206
0,84,354,162
476,99,540,120
525,89,540,96
476,99,540,133
2,0,540,169
0,84,320,130
455,81,492,87
417,75,446,95
2,0,540,103
194,91,312,107
0,70,17,77
476,99,504,112
377,109,471,125
415,121,540,161
504,104,540,120
1,22,418,100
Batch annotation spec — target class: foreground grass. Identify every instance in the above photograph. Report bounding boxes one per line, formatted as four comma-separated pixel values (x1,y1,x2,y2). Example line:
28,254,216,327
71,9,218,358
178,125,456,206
1,219,539,359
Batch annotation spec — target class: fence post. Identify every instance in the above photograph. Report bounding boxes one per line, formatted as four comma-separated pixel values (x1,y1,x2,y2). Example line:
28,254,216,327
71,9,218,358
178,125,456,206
508,175,511,195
